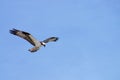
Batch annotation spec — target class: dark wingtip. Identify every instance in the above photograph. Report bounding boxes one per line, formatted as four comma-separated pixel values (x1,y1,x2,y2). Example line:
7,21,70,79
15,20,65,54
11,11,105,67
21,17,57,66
55,37,59,41
9,28,18,35
52,37,59,42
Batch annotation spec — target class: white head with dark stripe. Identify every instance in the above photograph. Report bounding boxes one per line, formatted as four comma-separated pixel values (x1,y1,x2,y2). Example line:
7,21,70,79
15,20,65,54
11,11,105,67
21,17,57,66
40,42,46,47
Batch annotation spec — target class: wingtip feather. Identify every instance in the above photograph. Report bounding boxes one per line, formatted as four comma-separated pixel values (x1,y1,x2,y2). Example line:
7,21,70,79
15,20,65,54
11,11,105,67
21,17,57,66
9,28,18,35
55,37,59,41
51,37,59,42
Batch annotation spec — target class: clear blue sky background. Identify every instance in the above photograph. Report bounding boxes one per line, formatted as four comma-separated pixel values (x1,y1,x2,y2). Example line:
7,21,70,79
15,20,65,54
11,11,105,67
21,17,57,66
0,0,120,80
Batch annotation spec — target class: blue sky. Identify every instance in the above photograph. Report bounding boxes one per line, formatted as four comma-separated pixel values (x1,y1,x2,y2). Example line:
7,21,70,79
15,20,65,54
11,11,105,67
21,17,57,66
0,0,120,80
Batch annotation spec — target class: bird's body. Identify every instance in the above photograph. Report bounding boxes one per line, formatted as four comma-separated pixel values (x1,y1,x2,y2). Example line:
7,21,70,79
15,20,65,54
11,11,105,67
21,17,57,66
10,28,58,52
28,40,42,52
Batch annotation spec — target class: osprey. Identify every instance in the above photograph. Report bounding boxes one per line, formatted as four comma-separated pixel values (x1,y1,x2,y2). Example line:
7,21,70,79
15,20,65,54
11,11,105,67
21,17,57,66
9,28,59,52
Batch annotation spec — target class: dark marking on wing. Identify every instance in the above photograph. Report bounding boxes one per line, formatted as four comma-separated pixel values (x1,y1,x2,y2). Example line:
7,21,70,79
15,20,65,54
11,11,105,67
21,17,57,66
10,28,35,46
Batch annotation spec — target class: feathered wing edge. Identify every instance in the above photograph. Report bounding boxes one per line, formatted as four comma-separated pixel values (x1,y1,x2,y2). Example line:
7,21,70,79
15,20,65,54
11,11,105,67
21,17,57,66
43,37,59,43
9,28,36,46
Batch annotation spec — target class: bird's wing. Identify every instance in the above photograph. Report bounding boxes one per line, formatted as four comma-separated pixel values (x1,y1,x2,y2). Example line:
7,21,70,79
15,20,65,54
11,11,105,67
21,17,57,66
43,37,59,43
9,28,38,46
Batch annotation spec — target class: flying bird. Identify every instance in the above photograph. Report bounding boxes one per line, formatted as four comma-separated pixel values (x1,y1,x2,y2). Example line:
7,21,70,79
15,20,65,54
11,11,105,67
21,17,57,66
9,28,59,52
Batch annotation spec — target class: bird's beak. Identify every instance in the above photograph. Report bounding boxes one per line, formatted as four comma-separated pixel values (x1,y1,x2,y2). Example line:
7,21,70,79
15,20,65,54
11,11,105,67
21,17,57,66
43,45,46,47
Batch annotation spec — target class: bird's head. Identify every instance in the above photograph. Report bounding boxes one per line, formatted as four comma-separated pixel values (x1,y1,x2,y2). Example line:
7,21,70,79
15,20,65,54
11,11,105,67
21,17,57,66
41,42,46,47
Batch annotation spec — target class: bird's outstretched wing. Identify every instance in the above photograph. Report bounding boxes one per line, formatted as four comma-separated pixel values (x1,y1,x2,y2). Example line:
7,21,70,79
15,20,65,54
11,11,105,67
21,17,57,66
43,37,59,43
9,28,37,46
